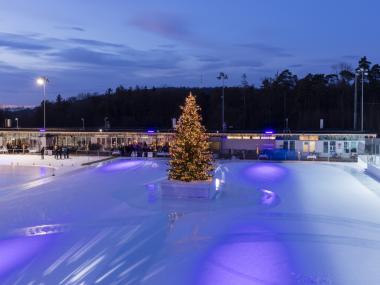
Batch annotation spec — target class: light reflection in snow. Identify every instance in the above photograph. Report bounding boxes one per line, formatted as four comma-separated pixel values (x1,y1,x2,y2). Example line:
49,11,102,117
196,226,292,285
259,189,280,206
19,224,68,237
0,236,51,277
215,179,221,191
244,163,287,182
102,160,142,172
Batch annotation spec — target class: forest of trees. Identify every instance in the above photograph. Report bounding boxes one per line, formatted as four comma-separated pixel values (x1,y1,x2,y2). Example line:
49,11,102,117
1,57,380,133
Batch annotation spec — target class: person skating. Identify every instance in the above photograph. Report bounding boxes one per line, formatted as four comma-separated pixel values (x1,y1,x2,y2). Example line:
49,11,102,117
40,147,45,160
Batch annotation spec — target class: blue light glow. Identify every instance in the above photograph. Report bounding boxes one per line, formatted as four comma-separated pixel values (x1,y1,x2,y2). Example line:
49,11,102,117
244,164,287,182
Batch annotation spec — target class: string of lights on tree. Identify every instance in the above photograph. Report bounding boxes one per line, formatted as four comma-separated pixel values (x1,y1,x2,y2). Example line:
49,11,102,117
168,93,214,182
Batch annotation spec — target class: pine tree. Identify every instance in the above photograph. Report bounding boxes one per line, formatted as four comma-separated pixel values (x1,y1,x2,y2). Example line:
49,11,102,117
168,92,214,182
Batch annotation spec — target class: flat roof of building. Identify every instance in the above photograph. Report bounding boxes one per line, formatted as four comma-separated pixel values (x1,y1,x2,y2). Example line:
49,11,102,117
0,128,377,137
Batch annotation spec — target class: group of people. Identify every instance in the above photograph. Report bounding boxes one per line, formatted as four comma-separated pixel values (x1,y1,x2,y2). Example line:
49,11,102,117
54,146,70,159
113,142,170,157
39,146,70,160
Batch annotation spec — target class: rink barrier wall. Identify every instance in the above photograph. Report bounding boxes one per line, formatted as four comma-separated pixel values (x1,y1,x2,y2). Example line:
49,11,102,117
367,164,380,180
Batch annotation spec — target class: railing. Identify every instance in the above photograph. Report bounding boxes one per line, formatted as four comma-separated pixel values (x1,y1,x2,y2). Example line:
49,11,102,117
217,149,358,162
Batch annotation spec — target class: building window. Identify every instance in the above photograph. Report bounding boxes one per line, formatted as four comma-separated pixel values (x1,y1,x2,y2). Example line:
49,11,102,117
330,141,336,153
290,141,295,151
303,141,309,153
344,142,349,153
283,141,289,150
351,142,357,152
323,142,329,153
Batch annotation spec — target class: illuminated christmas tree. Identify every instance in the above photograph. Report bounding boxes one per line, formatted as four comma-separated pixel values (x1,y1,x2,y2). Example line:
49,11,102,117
169,93,214,182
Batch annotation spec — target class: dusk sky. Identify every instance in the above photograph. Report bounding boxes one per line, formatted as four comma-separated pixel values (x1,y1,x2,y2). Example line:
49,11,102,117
0,0,379,105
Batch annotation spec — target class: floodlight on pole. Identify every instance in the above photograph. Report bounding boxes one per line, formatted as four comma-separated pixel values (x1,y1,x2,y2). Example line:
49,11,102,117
353,73,358,130
36,76,48,130
357,68,368,132
217,72,228,131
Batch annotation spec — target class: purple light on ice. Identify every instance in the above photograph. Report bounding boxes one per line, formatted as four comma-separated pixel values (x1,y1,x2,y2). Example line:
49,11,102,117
147,130,155,133
102,160,141,172
39,166,47,177
196,225,293,285
0,236,50,277
39,128,46,132
264,130,274,134
244,164,287,182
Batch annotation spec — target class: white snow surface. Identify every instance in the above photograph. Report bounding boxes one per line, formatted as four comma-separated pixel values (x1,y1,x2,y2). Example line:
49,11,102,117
0,154,106,188
0,158,379,285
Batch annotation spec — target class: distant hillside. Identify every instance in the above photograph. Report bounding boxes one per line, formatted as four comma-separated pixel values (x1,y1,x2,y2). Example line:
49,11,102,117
2,57,380,132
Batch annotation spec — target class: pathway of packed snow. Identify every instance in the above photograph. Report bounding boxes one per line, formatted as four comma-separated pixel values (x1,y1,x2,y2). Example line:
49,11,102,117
0,158,380,284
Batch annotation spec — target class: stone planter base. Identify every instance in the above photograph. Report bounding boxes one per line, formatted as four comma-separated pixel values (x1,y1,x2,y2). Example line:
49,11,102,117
160,180,214,199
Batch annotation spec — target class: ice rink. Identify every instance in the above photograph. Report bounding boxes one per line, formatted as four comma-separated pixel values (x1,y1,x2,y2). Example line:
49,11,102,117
0,158,380,284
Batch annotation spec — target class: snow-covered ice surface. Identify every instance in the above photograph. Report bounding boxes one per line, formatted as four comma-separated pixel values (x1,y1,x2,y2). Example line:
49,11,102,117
0,154,106,190
0,159,380,285
0,165,53,188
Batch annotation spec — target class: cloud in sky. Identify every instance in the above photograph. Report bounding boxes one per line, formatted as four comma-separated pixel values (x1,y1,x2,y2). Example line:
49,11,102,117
67,38,124,48
129,12,199,45
0,32,51,51
0,0,379,104
55,26,86,32
239,43,293,58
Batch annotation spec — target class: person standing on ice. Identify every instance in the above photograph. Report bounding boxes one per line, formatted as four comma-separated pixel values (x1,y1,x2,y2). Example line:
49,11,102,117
40,147,45,160
54,145,59,159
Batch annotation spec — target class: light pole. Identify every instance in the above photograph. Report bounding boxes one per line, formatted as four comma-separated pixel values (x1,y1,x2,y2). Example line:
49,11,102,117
36,76,48,129
217,72,228,131
104,117,109,129
357,68,368,132
353,73,358,130
81,118,85,130
15,118,19,129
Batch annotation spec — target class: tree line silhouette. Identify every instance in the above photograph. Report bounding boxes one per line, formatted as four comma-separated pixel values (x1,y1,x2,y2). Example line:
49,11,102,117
1,57,380,132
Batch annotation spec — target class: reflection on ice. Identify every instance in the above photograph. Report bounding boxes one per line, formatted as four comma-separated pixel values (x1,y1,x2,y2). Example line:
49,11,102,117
101,160,142,172
60,254,106,284
20,224,68,237
196,225,292,285
244,163,287,182
259,188,280,207
0,235,51,277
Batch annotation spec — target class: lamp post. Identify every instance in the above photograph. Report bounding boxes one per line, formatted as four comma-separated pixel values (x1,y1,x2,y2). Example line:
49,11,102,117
36,76,48,129
353,73,358,130
15,118,19,129
357,68,368,132
217,72,228,131
81,118,85,130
